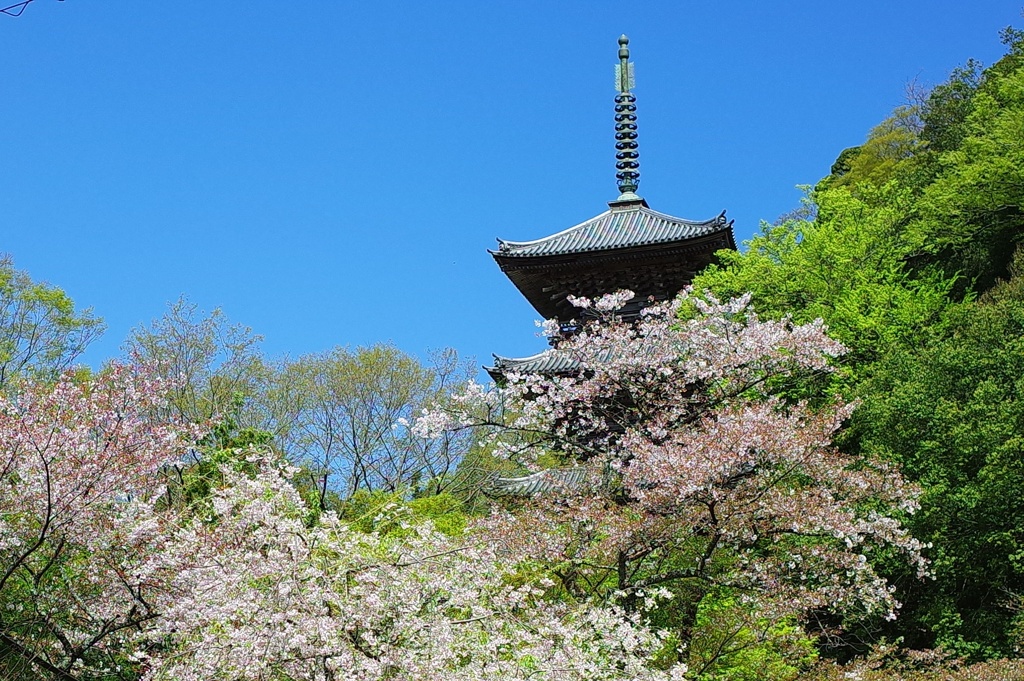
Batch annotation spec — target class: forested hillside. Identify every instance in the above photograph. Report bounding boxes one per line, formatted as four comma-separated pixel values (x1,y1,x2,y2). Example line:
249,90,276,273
693,26,1024,664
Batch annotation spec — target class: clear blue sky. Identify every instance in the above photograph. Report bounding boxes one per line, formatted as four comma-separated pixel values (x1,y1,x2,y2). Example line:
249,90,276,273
2,1,1019,375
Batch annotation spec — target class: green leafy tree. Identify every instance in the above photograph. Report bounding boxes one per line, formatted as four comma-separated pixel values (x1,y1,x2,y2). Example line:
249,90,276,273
827,106,925,192
850,254,1024,658
271,344,475,508
693,185,953,387
918,59,983,154
123,296,269,427
908,30,1024,291
0,255,103,392
159,396,276,512
684,591,817,681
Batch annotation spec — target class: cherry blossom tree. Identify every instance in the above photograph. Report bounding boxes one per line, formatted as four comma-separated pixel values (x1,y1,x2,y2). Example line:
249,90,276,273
415,290,927,663
140,455,687,681
0,363,197,680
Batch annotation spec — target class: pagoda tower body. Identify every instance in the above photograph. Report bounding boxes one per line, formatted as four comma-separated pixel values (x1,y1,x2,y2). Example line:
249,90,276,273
487,35,735,379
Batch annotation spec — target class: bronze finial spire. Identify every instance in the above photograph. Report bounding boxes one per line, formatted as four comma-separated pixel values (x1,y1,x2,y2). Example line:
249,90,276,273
614,34,640,200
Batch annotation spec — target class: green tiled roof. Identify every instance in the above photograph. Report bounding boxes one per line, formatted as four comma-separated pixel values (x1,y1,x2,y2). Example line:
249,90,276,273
492,203,730,260
488,467,589,497
485,350,580,381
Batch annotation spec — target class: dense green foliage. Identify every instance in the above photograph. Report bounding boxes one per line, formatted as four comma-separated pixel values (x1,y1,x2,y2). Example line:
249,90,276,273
0,255,103,391
692,27,1024,661
854,259,1024,658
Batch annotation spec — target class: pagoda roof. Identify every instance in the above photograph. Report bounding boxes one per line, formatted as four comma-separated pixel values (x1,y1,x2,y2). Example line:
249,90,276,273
485,350,579,381
487,467,589,497
491,200,731,261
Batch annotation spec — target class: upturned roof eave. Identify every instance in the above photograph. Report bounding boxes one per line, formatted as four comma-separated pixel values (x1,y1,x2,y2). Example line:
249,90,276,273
489,208,614,254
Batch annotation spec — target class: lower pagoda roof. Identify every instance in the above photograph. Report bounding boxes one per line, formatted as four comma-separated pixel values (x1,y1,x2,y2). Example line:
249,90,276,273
485,349,579,381
487,467,589,497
